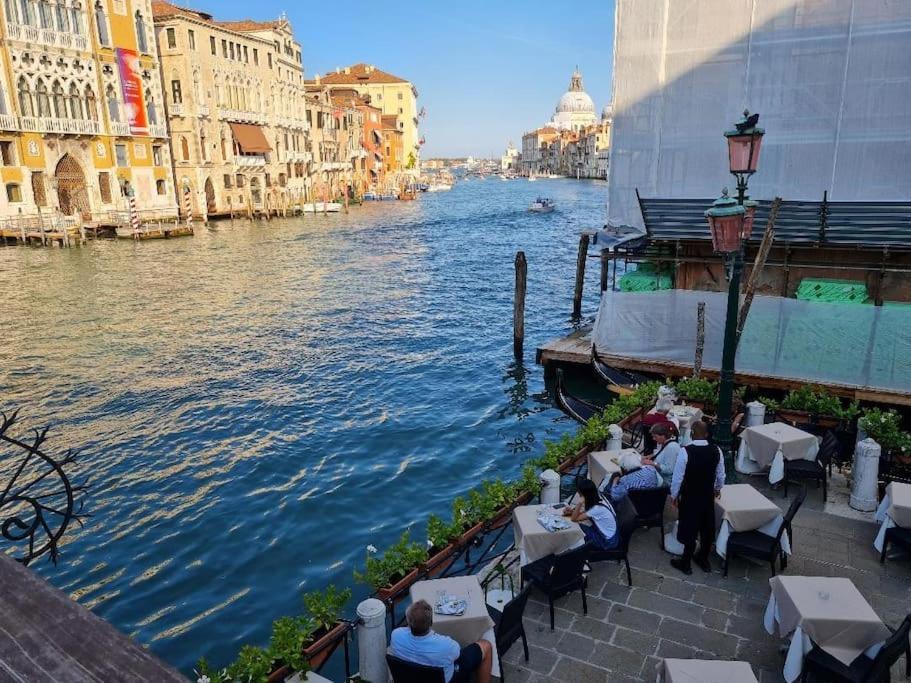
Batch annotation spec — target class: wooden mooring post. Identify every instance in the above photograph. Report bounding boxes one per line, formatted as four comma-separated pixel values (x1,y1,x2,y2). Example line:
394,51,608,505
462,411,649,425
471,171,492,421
694,301,706,376
599,248,609,292
572,233,590,317
514,251,527,358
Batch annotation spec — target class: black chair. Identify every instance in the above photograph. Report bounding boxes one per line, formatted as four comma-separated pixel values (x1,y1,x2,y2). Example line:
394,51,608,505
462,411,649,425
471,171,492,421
588,495,638,586
629,420,645,451
520,545,588,630
386,653,445,683
486,584,532,682
800,614,911,682
880,525,911,565
784,431,838,502
724,485,806,577
628,485,669,548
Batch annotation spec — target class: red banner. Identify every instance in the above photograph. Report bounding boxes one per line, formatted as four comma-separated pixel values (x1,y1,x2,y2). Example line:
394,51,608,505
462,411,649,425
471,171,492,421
116,48,148,135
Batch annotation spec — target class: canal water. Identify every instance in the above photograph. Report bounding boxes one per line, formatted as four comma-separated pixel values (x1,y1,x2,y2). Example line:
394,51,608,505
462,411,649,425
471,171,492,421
0,178,608,674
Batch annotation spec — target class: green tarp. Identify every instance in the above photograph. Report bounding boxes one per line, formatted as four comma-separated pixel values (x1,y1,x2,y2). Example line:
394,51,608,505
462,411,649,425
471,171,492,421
795,278,870,304
619,270,672,292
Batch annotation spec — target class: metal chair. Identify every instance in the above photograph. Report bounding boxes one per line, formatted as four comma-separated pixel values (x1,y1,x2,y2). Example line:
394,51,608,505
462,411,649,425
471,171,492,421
386,653,446,683
784,431,838,502
800,614,911,682
724,485,806,577
587,495,638,586
486,584,533,682
628,485,669,548
520,545,589,630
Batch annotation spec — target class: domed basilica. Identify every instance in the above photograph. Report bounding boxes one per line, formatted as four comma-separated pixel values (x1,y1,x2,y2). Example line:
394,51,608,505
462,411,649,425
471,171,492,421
549,69,598,132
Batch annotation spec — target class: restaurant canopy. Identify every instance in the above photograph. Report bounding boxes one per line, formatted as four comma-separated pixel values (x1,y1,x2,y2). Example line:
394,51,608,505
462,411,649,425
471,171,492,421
229,122,271,154
593,290,911,397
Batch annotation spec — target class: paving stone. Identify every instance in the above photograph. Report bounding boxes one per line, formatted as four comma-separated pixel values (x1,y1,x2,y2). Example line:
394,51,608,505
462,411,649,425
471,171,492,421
555,632,595,662
611,626,659,657
701,607,728,631
510,644,558,676
550,656,610,683
496,664,532,683
655,576,694,602
571,615,617,644
695,585,738,612
726,613,773,641
608,603,662,635
627,589,703,624
655,639,699,660
630,570,663,591
657,618,739,657
639,655,661,681
587,642,647,677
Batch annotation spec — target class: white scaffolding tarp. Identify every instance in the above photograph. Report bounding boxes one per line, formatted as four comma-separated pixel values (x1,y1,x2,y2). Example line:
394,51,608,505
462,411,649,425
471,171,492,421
608,0,911,230
593,291,911,395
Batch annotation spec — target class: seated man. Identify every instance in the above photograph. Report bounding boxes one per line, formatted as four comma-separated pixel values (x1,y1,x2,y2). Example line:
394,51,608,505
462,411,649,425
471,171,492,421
603,451,664,501
390,599,493,683
640,398,677,454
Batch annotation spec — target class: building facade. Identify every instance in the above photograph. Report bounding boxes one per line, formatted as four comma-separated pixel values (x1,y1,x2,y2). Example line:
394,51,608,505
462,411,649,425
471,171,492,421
0,0,176,222
500,141,518,172
313,64,420,174
152,2,310,217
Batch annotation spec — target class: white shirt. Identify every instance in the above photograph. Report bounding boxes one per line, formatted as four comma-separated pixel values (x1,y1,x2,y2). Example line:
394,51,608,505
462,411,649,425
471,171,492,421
653,440,681,478
586,501,617,540
670,439,726,499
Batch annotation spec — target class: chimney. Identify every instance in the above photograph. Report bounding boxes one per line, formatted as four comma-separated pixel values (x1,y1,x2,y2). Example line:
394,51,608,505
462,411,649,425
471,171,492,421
315,74,321,84
344,66,350,74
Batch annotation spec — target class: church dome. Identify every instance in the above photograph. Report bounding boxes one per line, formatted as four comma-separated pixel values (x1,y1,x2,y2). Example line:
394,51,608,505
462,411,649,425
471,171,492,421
557,90,595,114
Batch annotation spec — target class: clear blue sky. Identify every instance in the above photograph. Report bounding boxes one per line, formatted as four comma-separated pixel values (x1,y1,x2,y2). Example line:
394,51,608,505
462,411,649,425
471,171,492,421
202,0,616,158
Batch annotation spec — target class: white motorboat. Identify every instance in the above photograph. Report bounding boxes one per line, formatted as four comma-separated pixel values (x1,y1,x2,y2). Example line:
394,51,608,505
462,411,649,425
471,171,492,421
529,198,555,213
303,202,342,213
426,183,452,192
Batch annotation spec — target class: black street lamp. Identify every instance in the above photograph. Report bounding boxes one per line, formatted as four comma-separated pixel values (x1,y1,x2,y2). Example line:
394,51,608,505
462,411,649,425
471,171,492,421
705,110,764,471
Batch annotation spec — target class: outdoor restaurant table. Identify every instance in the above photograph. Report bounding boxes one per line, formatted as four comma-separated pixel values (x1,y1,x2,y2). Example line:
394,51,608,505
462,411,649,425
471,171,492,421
668,405,703,445
587,448,632,487
409,575,494,647
763,575,889,683
874,481,911,552
714,484,791,558
736,422,819,484
656,658,758,683
512,504,584,566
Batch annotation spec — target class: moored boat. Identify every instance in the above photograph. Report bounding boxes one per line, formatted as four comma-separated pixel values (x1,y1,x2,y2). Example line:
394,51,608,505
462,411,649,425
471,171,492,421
529,197,555,213
303,202,342,213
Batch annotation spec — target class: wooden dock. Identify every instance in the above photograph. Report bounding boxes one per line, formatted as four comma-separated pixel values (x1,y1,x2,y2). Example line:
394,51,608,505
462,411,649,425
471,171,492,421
536,326,592,365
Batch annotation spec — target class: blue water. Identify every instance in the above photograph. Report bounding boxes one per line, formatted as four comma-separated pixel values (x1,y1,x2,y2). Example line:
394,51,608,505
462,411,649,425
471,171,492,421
0,178,608,674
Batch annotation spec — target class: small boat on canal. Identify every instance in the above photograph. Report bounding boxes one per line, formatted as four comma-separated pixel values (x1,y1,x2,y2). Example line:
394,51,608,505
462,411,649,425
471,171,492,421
529,197,555,213
303,202,342,213
555,369,603,424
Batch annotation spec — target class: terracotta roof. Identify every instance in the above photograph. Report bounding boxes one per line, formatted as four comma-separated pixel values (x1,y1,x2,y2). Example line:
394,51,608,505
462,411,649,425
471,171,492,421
151,1,212,21
151,1,284,33
318,63,409,85
216,19,282,31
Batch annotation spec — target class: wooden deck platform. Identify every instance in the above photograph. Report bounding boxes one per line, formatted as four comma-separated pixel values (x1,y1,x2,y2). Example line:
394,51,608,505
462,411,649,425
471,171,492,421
0,554,186,681
536,326,592,365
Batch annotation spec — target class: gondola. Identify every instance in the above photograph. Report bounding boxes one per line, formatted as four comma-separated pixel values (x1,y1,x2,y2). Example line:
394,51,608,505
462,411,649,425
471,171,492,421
554,368,603,424
592,347,651,395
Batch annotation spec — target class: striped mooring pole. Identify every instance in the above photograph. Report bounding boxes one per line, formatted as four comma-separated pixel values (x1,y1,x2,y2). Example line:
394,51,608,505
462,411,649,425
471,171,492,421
183,184,193,228
129,192,140,237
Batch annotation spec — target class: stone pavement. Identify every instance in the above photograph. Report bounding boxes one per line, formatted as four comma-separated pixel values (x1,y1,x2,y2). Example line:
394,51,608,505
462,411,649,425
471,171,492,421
498,479,911,682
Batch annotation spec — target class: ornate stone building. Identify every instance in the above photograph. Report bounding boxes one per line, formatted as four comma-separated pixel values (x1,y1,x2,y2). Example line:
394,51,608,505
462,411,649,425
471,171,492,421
152,2,310,216
549,69,597,132
0,0,176,221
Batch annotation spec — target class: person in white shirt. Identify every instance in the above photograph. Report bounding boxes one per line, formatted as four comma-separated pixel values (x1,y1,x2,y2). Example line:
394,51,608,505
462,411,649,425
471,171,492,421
643,423,680,487
563,478,619,550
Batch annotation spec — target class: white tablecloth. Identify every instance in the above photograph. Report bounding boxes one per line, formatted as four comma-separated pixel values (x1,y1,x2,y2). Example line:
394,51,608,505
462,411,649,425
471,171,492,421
874,492,896,553
736,423,819,484
714,484,791,558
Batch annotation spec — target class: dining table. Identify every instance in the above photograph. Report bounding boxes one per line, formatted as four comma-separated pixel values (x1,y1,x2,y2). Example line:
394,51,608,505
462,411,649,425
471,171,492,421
656,658,758,683
714,484,790,558
668,405,704,445
587,448,630,488
763,575,889,682
512,504,584,566
874,481,911,552
736,422,819,483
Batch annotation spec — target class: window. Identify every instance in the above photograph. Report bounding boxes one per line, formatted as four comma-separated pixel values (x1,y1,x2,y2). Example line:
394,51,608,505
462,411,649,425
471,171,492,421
221,39,227,58
98,172,111,203
235,173,244,187
398,107,403,114
6,183,21,202
36,80,50,117
199,131,206,161
252,48,258,65
54,2,69,31
38,0,49,28
70,2,81,34
17,78,32,117
243,46,248,62
165,27,175,49
94,1,108,46
135,11,147,52
106,84,118,121
152,144,162,165
84,85,97,119
264,173,270,187
114,143,127,166
146,92,157,124
156,179,166,195
220,134,226,160
188,29,195,49
170,79,182,104
0,141,14,165
31,171,46,206
229,42,234,60
180,136,189,160
67,83,81,118
267,53,272,68
51,81,65,118
305,109,311,126
210,35,216,55
223,173,232,188
376,93,382,101
397,92,403,100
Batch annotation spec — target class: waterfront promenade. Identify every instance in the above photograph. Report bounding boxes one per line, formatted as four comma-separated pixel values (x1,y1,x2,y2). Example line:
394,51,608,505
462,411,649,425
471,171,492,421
499,478,910,682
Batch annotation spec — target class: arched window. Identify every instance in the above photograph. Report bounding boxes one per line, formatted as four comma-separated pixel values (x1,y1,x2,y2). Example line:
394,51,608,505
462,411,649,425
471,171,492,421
68,83,81,119
94,0,107,45
35,79,50,117
84,85,97,119
192,69,201,103
55,0,68,31
18,0,31,24
145,91,157,124
52,80,66,118
5,0,18,24
220,132,227,161
134,10,147,52
180,136,189,161
199,131,206,161
105,84,118,121
37,0,50,27
17,77,32,116
70,1,81,34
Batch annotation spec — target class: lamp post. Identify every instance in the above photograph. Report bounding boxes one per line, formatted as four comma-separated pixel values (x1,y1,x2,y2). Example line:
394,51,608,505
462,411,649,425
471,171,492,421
705,110,764,472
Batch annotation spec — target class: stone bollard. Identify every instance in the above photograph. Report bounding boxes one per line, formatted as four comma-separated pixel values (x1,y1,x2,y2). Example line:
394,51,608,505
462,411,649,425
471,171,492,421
745,401,766,427
356,598,388,683
606,424,623,452
540,469,561,505
850,438,881,512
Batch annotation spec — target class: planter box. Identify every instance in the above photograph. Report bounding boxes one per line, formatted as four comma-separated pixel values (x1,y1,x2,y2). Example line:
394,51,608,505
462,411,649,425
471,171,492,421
421,544,456,578
558,445,592,473
378,567,421,603
816,415,840,429
266,623,347,682
458,520,486,545
777,409,810,426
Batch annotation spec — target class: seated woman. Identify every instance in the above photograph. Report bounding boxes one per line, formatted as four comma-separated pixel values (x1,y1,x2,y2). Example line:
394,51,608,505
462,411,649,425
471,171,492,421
602,451,664,501
643,423,680,487
563,478,619,550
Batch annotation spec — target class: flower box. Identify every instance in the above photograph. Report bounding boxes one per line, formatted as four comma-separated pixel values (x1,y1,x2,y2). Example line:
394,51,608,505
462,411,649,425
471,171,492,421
378,567,421,603
265,622,347,682
776,409,810,426
558,445,592,473
816,414,840,429
421,544,456,578
458,520,486,546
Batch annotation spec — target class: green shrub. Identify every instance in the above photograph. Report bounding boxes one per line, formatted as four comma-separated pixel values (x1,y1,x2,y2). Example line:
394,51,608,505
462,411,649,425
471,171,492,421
354,531,426,590
303,584,350,634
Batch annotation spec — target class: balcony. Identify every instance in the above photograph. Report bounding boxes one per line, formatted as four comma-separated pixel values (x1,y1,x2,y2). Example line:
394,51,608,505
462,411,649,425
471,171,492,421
218,108,265,124
149,123,168,138
109,121,130,136
169,102,185,116
0,114,20,131
197,105,209,117
286,151,312,163
19,116,100,135
235,154,266,167
6,23,89,51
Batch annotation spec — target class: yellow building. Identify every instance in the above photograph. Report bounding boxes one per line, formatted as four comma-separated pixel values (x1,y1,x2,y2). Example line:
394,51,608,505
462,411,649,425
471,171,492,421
0,0,176,223
312,64,420,174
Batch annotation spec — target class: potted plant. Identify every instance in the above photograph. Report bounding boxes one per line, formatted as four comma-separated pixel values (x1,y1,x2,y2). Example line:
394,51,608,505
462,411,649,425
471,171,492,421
267,616,313,682
776,385,816,425
860,408,910,464
355,532,426,602
451,496,486,544
301,585,351,669
674,376,718,412
423,514,459,577
227,645,274,683
810,389,843,428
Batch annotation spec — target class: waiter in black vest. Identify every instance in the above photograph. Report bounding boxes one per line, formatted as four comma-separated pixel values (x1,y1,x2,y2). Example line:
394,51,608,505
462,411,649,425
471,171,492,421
669,420,726,575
